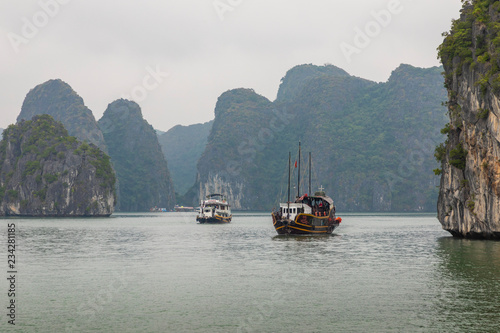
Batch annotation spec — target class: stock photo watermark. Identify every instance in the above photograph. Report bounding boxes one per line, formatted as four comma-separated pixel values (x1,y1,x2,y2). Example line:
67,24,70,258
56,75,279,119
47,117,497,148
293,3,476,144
213,0,244,21
121,65,170,102
384,138,436,194
340,0,404,64
199,106,294,208
64,268,129,332
237,291,285,333
6,223,17,326
225,106,294,178
6,0,72,54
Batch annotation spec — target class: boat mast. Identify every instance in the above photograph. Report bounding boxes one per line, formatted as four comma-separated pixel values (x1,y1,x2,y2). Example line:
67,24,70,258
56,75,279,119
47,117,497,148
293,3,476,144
287,152,291,214
309,152,311,195
298,142,301,198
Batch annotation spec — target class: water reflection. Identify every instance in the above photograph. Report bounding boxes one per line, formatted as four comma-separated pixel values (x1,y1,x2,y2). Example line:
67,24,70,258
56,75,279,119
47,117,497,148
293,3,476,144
432,237,500,333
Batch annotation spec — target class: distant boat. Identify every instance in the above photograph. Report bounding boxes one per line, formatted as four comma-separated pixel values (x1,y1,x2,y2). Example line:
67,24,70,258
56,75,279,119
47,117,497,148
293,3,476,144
174,205,196,212
271,143,341,235
150,206,168,212
196,193,232,223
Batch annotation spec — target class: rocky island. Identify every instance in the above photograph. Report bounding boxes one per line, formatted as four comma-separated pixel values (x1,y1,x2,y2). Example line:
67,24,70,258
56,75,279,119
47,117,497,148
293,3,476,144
437,0,500,238
0,115,116,216
98,99,175,212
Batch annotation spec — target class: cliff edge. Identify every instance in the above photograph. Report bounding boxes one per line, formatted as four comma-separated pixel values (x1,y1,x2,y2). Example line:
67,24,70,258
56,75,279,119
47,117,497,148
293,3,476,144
437,1,500,238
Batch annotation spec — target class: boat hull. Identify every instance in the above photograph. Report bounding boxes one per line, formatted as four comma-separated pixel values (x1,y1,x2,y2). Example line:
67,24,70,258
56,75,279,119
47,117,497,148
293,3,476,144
196,215,232,224
271,212,339,235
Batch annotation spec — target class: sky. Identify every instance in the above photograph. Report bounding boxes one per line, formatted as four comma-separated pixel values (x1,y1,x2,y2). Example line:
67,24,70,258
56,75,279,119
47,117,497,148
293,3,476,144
0,0,463,132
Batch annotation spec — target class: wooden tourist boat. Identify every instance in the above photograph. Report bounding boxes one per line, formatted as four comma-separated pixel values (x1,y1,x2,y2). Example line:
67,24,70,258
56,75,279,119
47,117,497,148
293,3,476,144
271,143,341,235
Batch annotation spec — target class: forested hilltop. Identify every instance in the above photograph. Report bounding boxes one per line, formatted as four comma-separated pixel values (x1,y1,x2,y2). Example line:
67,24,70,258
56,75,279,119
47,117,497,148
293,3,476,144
0,115,115,216
436,0,500,238
193,63,448,212
18,79,107,152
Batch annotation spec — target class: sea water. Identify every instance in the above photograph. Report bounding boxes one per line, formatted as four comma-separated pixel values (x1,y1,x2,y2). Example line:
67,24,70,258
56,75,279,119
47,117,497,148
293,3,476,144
1,212,499,332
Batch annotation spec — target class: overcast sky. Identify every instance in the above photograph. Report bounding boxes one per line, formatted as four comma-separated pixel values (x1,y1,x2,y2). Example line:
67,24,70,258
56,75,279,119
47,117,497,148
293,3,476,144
1,0,462,132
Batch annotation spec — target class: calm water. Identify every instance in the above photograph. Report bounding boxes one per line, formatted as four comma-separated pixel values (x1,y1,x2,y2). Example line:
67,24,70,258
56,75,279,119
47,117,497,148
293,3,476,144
1,212,500,333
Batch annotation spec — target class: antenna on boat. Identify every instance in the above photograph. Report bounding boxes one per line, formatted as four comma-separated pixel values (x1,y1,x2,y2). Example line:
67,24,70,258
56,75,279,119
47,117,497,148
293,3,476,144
297,141,301,198
309,151,311,195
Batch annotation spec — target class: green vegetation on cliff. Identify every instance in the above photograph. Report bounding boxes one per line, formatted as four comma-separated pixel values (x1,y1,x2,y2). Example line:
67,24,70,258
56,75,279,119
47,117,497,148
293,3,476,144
439,0,500,92
98,100,175,212
0,115,115,216
436,0,500,170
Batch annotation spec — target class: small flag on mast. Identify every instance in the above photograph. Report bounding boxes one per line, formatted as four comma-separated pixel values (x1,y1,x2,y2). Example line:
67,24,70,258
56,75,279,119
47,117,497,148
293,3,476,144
294,161,297,168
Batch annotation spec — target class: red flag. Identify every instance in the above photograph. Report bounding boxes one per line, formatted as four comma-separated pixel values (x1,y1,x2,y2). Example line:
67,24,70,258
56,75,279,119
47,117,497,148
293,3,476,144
294,161,297,168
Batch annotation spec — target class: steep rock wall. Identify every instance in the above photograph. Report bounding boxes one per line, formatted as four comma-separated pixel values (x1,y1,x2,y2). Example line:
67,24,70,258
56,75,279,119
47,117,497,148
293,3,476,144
98,99,175,212
437,2,500,238
198,173,245,209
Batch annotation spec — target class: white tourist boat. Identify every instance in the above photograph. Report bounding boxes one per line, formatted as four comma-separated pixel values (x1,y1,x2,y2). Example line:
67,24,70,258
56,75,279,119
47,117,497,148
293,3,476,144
196,193,232,223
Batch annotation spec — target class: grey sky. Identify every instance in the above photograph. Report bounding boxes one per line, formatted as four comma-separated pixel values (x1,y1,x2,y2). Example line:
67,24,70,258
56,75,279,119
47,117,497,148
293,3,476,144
1,0,462,131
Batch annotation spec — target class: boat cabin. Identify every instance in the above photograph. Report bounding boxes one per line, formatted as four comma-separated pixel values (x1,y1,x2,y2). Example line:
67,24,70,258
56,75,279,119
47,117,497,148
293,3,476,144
199,198,231,218
278,202,312,221
298,194,333,216
278,194,333,221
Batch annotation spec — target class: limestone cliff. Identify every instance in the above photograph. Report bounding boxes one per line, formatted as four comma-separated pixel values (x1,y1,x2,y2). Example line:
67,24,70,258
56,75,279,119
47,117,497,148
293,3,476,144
0,115,115,216
437,1,500,238
18,79,107,152
195,88,276,210
98,99,175,211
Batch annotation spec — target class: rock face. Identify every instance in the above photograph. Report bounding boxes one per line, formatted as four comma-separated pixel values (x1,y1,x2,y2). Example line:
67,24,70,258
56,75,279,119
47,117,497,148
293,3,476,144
158,121,213,196
0,115,115,216
17,79,107,152
437,2,500,238
195,64,447,211
98,99,175,212
196,88,276,210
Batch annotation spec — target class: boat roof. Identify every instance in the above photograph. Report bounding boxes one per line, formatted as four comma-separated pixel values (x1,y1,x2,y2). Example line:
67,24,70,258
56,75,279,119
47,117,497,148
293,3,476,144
202,199,230,205
313,196,333,205
295,193,333,205
206,193,225,199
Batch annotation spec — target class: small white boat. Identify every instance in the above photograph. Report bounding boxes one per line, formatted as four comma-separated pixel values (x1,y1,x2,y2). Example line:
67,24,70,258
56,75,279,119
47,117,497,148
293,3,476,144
196,194,232,223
